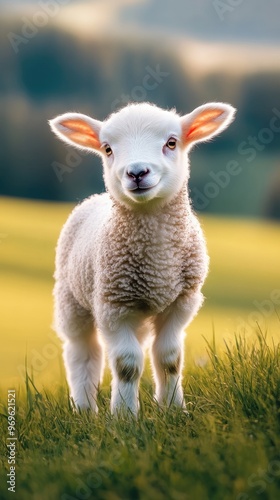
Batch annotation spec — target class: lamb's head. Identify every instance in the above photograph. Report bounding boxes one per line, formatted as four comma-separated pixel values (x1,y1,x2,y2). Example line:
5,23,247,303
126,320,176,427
50,102,235,209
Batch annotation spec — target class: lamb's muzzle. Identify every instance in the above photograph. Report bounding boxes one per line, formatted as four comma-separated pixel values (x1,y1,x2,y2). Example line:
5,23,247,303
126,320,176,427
49,101,236,415
126,163,151,189
126,163,150,185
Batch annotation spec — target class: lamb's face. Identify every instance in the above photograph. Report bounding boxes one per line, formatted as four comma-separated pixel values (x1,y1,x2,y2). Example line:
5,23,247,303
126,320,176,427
49,101,235,209
100,104,187,207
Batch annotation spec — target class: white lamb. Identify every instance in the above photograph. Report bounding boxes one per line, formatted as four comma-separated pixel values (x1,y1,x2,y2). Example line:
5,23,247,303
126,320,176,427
49,101,235,415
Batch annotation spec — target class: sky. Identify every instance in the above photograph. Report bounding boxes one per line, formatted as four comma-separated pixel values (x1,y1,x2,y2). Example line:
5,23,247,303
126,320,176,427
1,0,280,44
118,0,280,43
1,0,279,79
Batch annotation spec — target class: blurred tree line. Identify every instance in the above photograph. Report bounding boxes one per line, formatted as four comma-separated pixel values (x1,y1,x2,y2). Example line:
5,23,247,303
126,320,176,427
0,19,280,218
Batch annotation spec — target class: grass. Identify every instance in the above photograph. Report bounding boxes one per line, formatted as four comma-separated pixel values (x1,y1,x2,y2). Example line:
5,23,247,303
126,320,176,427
0,332,280,500
0,197,280,499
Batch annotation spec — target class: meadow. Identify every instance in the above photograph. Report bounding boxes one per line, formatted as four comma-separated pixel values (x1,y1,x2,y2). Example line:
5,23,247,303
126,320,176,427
0,197,280,499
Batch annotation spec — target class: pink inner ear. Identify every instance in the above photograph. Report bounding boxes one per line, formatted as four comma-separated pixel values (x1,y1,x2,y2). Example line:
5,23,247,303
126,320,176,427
61,119,101,149
184,109,224,142
194,109,224,123
69,132,101,149
186,122,220,141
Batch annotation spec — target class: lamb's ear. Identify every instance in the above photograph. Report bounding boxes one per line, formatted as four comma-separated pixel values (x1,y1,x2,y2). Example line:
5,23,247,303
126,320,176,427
181,103,236,147
49,112,103,152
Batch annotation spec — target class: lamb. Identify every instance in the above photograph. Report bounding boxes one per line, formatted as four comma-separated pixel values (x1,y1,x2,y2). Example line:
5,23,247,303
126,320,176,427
49,101,236,415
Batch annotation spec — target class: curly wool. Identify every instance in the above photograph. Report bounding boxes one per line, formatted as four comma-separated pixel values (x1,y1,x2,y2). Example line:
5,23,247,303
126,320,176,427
55,183,208,331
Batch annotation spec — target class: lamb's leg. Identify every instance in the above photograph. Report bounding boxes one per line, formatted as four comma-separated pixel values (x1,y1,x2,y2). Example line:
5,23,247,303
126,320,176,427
102,321,144,416
54,284,104,411
151,292,203,407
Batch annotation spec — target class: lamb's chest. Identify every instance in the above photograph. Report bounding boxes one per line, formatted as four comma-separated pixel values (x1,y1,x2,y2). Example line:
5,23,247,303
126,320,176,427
100,228,186,314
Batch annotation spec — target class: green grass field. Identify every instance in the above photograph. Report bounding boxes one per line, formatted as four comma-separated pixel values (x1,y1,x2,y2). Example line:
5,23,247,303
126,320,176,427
0,197,280,499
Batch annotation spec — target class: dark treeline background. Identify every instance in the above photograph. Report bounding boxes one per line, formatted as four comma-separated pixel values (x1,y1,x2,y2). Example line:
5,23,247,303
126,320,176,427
0,6,280,219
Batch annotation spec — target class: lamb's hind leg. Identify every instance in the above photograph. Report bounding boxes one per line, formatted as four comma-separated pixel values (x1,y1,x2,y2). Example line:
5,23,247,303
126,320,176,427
54,284,104,411
151,292,203,408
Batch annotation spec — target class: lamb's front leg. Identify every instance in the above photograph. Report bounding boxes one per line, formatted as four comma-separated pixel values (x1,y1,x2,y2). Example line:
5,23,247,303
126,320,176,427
54,285,104,412
102,321,144,416
152,292,203,408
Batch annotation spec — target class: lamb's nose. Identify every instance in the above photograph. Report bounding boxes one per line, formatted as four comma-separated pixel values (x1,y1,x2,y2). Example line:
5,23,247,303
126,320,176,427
127,163,150,182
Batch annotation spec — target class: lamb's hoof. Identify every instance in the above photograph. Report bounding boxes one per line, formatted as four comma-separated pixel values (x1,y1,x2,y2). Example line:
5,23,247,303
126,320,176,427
70,398,98,415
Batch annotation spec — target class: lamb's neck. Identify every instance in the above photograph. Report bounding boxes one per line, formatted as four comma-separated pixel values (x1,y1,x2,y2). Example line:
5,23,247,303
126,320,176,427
111,184,191,229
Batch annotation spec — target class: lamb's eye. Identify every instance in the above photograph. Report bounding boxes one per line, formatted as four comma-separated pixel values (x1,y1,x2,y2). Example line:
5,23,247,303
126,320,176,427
166,137,177,150
104,144,112,157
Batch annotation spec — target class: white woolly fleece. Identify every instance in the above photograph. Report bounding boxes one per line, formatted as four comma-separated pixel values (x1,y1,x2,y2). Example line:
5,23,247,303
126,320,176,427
50,101,236,414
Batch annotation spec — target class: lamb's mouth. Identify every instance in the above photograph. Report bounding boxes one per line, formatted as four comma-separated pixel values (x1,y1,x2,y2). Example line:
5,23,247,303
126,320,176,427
133,186,153,193
128,183,159,194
